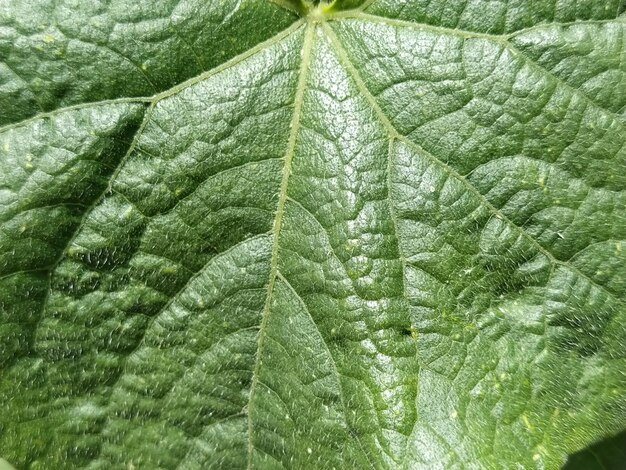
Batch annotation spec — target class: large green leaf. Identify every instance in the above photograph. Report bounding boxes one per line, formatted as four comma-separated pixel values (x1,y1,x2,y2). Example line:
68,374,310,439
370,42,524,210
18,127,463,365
1,0,625,468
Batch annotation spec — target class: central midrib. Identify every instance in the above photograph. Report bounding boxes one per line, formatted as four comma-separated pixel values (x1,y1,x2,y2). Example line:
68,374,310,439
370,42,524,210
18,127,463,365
245,19,316,469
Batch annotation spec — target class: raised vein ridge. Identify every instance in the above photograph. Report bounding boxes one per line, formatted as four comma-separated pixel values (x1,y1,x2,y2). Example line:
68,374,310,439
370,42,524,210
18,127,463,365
246,20,316,469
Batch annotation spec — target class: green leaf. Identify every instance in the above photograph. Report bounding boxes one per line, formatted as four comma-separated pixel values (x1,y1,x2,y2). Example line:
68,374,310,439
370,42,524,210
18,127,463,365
1,0,625,468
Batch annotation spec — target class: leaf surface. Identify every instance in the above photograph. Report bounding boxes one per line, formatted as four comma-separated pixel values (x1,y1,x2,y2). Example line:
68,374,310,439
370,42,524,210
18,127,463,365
1,0,625,468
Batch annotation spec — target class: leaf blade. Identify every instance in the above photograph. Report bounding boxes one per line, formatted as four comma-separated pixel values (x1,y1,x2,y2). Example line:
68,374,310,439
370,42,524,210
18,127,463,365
1,1,625,468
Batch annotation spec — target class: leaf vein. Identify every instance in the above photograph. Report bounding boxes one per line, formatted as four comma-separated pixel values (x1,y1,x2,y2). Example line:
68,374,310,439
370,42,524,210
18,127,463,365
332,12,626,126
246,21,316,469
322,21,626,311
0,20,305,133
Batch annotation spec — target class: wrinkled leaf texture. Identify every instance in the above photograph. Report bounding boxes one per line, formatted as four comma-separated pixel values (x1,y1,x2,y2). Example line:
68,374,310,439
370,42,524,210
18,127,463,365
0,0,625,468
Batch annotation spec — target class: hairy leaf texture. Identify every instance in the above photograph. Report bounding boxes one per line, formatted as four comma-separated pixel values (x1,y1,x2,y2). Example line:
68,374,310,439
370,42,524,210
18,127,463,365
1,0,625,468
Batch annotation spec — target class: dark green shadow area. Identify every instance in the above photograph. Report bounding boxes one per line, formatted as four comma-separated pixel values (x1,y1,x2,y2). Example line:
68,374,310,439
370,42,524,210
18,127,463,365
564,430,626,470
